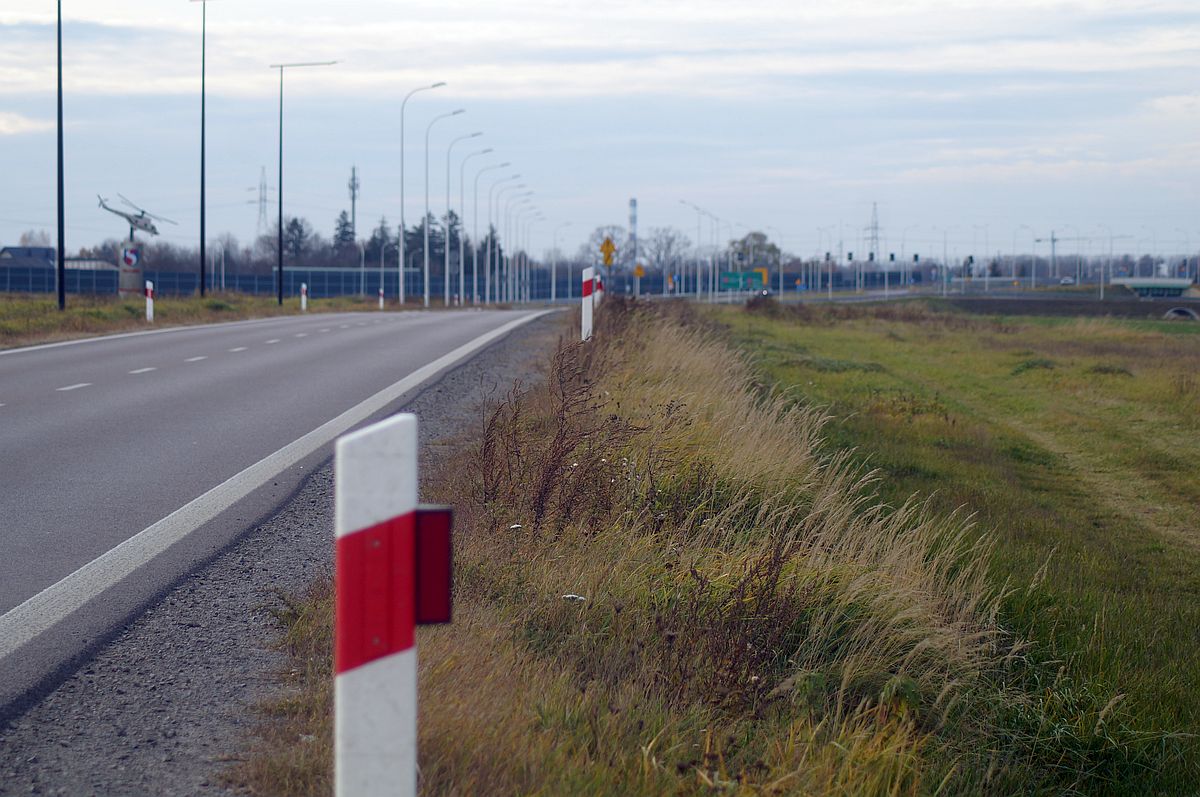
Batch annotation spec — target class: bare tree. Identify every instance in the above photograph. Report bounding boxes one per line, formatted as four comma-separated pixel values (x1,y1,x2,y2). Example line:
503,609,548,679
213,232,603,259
18,229,51,247
643,226,690,272
577,225,628,271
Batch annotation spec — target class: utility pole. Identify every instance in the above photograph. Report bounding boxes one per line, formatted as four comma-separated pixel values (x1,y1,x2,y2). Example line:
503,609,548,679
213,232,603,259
866,202,880,293
194,0,207,297
253,167,269,235
348,165,360,240
56,0,65,311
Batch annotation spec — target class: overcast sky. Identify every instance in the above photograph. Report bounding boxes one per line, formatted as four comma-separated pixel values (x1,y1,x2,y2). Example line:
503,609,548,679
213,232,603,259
2,1,1198,259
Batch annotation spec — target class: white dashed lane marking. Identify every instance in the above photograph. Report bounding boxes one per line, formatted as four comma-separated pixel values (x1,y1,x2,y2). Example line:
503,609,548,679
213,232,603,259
57,383,91,392
229,346,248,352
266,339,281,344
295,333,308,338
128,367,156,374
339,324,350,329
319,328,331,333
185,356,207,363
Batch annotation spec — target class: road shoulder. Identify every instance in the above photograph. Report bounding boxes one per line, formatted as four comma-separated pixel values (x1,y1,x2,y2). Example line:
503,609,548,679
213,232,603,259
0,313,565,796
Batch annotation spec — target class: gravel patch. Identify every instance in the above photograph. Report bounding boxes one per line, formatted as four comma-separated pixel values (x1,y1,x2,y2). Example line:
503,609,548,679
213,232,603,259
0,313,565,796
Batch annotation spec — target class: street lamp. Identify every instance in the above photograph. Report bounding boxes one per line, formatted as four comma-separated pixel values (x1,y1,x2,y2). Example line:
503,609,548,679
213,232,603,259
399,81,445,304
444,131,481,306
270,60,336,306
424,108,465,306
489,177,522,302
505,193,533,302
472,161,509,304
458,148,492,305
680,200,705,298
552,221,571,302
190,0,209,296
525,214,543,302
517,207,539,302
766,225,784,297
55,0,65,310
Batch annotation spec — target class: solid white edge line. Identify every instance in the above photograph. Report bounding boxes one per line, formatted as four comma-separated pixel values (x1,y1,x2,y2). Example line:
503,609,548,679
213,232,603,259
0,309,553,662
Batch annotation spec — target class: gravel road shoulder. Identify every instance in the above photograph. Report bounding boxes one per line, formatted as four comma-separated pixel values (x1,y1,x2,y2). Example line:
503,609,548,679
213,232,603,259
0,312,566,796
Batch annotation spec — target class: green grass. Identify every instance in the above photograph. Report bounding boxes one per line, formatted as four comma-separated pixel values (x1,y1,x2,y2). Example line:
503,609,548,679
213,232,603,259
716,299,1200,788
0,291,417,350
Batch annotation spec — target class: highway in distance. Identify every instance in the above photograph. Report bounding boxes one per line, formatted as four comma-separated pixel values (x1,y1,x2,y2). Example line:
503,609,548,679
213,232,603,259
0,308,546,708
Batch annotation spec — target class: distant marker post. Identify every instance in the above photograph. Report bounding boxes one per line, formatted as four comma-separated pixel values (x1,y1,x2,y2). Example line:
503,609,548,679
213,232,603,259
581,266,594,340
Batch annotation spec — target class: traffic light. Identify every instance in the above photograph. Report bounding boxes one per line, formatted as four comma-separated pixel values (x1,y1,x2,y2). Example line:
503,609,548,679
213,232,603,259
847,252,854,261
913,254,920,263
868,252,875,262
889,253,895,262
824,251,831,262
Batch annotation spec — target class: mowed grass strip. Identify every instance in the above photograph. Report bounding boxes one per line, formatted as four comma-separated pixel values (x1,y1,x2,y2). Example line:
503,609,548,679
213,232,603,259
0,292,393,350
717,298,1200,785
232,299,1171,796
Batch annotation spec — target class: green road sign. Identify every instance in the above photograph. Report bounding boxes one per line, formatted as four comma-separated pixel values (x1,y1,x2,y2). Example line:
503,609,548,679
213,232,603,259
720,271,766,290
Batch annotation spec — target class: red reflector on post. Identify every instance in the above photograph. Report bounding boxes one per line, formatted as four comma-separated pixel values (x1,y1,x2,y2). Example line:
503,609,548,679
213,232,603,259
415,505,452,624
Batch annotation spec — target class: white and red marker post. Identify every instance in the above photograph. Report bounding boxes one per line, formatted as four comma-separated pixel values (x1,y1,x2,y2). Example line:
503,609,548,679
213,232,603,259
144,280,154,322
581,266,594,341
378,286,384,311
301,282,308,312
334,414,452,797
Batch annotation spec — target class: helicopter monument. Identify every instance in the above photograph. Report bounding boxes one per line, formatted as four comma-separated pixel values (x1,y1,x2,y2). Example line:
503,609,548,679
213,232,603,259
98,195,176,296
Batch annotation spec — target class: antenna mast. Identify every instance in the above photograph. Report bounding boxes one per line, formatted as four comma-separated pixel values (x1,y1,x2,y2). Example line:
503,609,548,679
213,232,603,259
348,165,360,239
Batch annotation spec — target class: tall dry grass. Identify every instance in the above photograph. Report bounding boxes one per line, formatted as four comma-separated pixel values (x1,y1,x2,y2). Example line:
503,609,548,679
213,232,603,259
413,299,1153,794
233,298,1158,795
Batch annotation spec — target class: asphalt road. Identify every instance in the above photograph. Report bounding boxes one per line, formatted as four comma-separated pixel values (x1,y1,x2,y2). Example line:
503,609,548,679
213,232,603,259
0,309,546,705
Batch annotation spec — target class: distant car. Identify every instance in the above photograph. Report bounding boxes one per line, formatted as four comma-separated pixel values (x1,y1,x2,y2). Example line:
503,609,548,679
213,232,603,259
1059,277,1076,285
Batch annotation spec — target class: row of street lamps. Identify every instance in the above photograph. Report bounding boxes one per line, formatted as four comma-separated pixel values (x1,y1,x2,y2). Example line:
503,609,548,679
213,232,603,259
191,11,557,308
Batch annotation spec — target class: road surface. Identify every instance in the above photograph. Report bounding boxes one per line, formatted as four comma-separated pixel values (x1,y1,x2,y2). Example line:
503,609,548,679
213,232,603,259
0,308,548,712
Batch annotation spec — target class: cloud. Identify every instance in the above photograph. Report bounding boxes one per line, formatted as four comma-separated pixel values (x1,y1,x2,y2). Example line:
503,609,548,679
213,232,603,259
1,3,1198,100
0,112,51,135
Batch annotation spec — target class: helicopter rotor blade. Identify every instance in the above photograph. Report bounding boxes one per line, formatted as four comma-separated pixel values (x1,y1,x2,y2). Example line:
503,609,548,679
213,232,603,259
144,212,178,225
116,193,143,212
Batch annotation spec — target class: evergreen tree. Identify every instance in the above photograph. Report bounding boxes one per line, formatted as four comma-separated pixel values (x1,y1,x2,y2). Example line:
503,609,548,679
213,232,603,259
283,217,312,260
366,217,392,264
333,211,355,252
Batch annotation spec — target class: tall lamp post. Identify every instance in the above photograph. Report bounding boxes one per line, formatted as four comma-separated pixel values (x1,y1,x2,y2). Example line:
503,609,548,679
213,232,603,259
504,193,533,302
516,207,537,301
527,215,545,301
399,81,445,305
680,200,706,299
488,176,522,302
56,0,65,310
458,146,492,305
552,221,571,302
190,0,208,296
424,108,464,306
270,60,336,306
445,131,481,305
472,161,509,304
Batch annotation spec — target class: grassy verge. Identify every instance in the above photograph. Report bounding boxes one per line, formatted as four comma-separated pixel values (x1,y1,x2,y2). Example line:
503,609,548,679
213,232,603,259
231,299,1181,795
0,292,408,350
717,297,1200,787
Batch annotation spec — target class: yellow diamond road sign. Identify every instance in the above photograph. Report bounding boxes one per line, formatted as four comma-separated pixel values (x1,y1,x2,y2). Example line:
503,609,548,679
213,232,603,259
634,264,645,278
600,237,616,266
